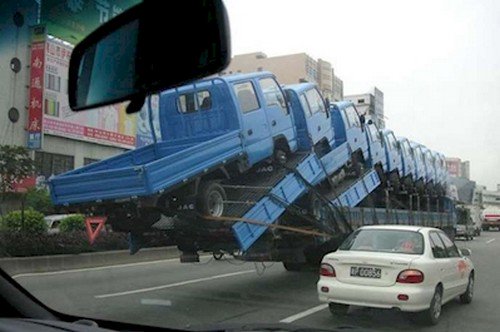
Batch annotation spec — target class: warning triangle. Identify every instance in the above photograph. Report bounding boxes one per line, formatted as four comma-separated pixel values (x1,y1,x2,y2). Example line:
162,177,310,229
85,216,107,245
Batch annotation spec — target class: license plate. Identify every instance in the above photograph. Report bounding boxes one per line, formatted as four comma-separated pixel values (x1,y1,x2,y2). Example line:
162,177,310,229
350,266,381,278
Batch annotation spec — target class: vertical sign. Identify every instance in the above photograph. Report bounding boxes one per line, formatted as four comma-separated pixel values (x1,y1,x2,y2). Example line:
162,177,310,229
27,26,46,150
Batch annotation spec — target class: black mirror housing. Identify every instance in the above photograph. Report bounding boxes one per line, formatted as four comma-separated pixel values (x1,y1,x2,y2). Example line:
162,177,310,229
68,0,231,112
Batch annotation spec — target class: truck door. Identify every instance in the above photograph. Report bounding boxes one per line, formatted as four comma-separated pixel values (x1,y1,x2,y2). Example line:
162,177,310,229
257,77,296,151
385,132,401,174
343,106,364,155
232,81,273,165
366,124,385,170
299,87,332,147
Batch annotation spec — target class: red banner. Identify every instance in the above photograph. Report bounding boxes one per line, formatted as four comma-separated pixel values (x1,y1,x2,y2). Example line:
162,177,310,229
27,41,45,149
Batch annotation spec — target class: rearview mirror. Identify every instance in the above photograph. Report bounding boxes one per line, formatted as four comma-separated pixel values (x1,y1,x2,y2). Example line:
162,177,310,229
69,0,231,112
460,248,472,257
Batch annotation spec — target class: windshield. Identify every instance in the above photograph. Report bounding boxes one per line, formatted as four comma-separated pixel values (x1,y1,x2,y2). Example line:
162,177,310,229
0,0,495,331
339,229,424,255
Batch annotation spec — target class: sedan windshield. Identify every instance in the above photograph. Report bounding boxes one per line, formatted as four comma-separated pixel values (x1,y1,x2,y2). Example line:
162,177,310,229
339,229,424,255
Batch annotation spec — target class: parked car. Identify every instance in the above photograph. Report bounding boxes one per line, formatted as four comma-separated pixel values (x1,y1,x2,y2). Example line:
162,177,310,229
318,225,474,325
44,214,78,234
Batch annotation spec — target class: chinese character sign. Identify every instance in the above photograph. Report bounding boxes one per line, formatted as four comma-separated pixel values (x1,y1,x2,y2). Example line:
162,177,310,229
27,27,46,150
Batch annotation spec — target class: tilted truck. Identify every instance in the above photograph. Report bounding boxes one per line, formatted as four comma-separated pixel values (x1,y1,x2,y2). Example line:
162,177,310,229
49,71,456,268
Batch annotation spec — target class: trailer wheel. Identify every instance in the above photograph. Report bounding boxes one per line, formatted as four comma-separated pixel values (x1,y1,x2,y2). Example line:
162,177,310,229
197,181,226,217
351,152,365,178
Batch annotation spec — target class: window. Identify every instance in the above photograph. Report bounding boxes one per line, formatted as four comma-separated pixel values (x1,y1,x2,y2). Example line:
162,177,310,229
299,94,311,116
438,232,461,257
234,81,260,113
258,78,288,114
345,106,360,127
368,125,380,142
35,151,74,178
45,73,61,92
178,90,212,113
339,229,424,254
429,232,447,258
358,98,365,103
84,158,100,166
305,88,325,115
197,91,212,110
387,133,398,150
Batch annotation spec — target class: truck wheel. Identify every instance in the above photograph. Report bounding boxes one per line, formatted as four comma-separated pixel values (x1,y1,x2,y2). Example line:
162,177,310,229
350,153,365,178
197,181,226,217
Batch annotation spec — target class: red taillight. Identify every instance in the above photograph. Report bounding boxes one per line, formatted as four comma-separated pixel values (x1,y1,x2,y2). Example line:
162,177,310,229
396,269,424,283
320,263,336,277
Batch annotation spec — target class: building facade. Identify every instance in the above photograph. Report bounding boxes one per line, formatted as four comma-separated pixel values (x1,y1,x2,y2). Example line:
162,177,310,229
345,87,385,128
0,0,152,187
225,52,343,101
445,157,470,180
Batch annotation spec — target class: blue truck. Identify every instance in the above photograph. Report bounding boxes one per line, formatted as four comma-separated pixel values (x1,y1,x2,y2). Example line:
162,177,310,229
50,71,456,267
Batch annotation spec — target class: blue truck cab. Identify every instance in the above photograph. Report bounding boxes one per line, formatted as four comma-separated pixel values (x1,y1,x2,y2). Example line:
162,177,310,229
49,72,299,210
409,141,426,184
436,152,447,186
397,137,416,181
380,129,402,176
364,120,386,172
330,101,369,164
284,83,333,151
419,146,434,184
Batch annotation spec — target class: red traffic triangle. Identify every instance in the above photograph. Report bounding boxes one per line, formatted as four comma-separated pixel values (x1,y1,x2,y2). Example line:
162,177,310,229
85,216,107,245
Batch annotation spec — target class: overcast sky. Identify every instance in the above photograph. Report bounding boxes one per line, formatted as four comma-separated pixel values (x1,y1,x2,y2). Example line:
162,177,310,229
224,0,500,190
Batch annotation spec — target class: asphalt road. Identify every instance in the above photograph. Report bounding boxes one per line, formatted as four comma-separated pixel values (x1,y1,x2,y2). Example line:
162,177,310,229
12,231,500,331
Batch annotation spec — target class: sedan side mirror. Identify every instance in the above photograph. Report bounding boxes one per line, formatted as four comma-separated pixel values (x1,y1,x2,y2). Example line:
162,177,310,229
460,248,472,257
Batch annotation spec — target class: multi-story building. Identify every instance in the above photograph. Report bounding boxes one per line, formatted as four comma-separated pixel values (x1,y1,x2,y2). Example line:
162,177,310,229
445,157,470,180
225,52,343,101
345,88,385,128
0,0,153,187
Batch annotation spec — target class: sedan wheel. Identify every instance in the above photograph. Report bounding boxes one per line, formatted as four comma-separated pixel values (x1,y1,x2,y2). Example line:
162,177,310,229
328,302,349,316
460,274,474,304
416,287,442,325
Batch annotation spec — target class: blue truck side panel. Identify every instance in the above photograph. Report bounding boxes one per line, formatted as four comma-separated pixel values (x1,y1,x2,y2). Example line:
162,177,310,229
50,131,243,205
233,154,326,251
332,170,381,208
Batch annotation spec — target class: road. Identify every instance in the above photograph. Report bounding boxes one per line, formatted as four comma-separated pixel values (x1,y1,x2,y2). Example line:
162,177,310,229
12,231,500,331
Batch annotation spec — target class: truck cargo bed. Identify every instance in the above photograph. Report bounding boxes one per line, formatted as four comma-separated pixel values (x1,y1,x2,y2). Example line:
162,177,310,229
50,130,243,205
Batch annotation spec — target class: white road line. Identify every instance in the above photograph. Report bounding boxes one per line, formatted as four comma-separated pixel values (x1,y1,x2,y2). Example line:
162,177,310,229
279,304,328,323
487,238,496,244
12,257,182,279
95,270,255,299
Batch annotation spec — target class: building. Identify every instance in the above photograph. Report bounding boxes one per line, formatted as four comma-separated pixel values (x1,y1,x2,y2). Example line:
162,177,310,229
0,0,148,187
345,88,385,128
476,186,500,208
225,52,344,101
445,157,470,180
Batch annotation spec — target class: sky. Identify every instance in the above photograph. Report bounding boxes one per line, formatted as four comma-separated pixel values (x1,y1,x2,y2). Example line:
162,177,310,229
224,0,500,190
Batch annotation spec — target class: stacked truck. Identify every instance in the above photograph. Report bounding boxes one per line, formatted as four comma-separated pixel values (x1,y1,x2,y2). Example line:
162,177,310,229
49,71,456,268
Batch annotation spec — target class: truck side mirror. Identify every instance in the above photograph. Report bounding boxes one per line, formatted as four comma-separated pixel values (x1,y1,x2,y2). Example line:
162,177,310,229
460,248,472,257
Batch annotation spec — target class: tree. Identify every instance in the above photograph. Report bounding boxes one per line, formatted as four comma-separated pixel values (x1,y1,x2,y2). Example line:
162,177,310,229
26,188,53,215
0,145,35,195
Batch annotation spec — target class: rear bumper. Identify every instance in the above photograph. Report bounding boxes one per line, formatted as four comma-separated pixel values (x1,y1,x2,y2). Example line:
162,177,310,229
317,278,434,312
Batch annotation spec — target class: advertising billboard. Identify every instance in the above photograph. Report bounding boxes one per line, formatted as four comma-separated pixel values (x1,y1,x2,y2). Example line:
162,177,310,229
42,36,137,149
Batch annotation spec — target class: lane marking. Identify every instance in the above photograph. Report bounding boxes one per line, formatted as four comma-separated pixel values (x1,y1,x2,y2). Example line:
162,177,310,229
140,299,172,306
487,238,496,244
279,304,328,323
95,270,255,299
12,257,182,279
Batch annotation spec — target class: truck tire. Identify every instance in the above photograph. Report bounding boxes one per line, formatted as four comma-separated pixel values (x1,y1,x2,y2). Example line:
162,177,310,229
197,181,226,217
351,152,365,178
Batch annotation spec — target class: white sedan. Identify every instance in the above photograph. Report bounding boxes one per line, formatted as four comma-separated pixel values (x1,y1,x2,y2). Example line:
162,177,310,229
317,225,474,325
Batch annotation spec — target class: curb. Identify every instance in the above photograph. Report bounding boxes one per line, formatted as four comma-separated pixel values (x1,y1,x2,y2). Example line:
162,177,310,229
0,246,181,276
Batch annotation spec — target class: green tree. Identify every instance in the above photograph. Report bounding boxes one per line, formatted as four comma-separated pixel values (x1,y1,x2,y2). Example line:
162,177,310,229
59,215,86,232
26,188,53,215
0,145,35,195
0,209,47,233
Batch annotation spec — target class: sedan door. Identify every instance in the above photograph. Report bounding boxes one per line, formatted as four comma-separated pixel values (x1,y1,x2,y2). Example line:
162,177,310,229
438,231,470,297
429,231,456,301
